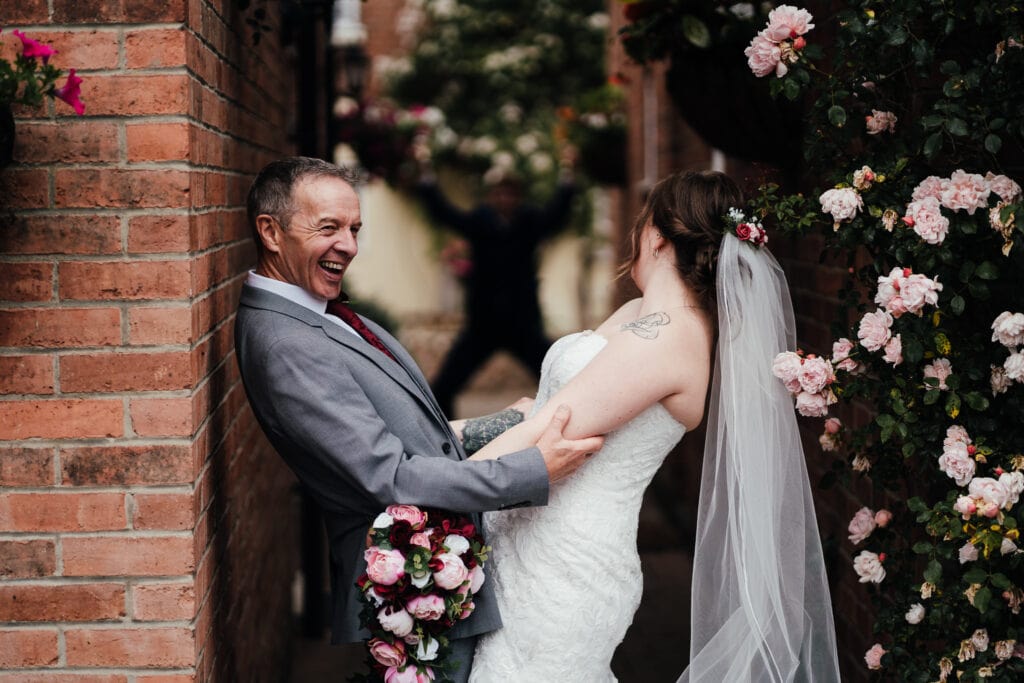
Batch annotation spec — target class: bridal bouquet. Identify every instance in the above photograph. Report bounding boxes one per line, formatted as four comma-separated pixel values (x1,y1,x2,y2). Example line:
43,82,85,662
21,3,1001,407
352,505,488,683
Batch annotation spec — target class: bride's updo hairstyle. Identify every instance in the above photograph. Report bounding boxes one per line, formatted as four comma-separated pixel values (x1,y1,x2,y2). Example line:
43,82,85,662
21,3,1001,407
623,170,743,310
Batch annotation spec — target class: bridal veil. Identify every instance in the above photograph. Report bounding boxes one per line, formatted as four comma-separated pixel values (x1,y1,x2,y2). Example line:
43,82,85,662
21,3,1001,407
678,234,841,682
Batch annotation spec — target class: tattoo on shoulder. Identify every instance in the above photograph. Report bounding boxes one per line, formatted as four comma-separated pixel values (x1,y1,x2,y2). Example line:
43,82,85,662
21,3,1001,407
460,408,525,455
620,312,670,339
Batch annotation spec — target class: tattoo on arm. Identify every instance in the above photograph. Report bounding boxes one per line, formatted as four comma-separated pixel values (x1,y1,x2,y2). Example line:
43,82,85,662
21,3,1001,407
620,312,670,339
460,408,525,455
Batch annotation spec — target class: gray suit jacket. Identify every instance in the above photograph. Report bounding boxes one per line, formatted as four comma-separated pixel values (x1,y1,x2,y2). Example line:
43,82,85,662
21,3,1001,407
234,284,549,643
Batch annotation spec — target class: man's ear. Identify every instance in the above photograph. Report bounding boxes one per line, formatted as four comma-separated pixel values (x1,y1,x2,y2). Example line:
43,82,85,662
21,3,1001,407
255,215,282,254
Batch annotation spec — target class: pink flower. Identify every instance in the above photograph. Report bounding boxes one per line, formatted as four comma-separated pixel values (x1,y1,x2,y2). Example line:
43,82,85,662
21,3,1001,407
819,187,864,223
369,638,407,668
991,365,1011,394
377,606,414,637
385,665,435,683
12,30,58,63
771,351,804,393
798,356,834,394
864,643,886,670
954,495,977,518
763,5,815,42
923,358,952,390
824,417,842,435
941,169,991,215
1006,351,1024,382
905,603,925,624
857,309,893,352
938,442,975,486
882,335,903,365
409,532,432,549
365,547,406,586
469,564,485,593
912,176,947,203
944,425,972,449
1000,471,1024,505
745,33,783,78
432,552,469,590
865,110,897,135
899,273,942,313
969,477,1013,511
406,594,446,621
991,311,1024,348
847,507,877,544
831,338,858,372
959,542,979,564
53,69,85,115
386,505,427,530
905,197,950,245
795,391,829,417
853,550,886,583
985,172,1021,202
874,509,892,527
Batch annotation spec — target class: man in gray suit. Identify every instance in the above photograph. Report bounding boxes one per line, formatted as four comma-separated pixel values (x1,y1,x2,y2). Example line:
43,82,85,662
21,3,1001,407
234,157,602,681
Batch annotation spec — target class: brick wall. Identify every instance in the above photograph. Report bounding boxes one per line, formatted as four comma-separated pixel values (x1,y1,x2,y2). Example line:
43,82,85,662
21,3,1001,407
0,2,300,681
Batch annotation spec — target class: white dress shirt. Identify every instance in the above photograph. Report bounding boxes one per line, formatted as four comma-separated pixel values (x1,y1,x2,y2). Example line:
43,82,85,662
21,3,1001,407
245,271,362,340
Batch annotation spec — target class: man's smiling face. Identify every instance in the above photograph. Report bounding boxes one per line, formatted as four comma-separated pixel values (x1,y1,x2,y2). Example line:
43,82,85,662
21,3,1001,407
258,175,361,300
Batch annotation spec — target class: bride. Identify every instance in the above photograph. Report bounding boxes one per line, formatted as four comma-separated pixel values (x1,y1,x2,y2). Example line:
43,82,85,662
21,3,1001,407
465,170,840,681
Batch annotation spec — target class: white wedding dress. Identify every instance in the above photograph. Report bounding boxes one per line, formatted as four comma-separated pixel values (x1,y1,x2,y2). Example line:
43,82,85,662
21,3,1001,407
469,331,686,682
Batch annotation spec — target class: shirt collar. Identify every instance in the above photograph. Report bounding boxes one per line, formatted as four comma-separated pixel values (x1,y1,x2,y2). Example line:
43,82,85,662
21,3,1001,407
246,271,328,316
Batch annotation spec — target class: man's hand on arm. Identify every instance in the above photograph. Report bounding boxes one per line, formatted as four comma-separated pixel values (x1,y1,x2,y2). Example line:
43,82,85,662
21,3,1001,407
536,405,605,483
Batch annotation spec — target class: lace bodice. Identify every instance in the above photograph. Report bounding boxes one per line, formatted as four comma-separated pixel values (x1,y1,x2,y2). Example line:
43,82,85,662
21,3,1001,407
470,331,686,682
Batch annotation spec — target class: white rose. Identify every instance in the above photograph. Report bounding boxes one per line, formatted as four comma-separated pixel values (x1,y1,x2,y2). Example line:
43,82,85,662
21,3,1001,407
444,534,471,556
372,512,395,529
1001,537,1019,555
991,311,1024,348
968,477,1012,510
994,640,1016,661
847,507,877,544
972,629,990,652
938,446,976,486
415,636,440,661
905,603,925,624
377,607,414,637
819,187,864,223
959,542,979,564
999,471,1024,506
1005,350,1024,382
853,550,886,583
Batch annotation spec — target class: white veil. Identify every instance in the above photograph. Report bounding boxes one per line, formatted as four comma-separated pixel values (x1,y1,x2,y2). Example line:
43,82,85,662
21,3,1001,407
678,234,841,682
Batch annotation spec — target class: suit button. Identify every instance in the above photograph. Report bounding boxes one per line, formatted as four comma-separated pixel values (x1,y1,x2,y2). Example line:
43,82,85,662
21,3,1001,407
442,442,452,454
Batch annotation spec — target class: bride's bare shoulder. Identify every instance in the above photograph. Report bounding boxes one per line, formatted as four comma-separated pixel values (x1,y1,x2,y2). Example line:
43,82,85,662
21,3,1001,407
594,298,643,333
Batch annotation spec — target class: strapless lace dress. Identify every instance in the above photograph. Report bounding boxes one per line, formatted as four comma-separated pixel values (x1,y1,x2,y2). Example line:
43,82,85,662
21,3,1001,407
469,331,686,682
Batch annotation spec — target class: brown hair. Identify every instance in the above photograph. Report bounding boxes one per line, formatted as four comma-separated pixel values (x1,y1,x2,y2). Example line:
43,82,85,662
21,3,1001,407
620,170,743,310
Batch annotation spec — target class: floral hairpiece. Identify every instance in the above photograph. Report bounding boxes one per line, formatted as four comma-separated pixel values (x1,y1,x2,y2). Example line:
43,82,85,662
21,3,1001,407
724,207,768,247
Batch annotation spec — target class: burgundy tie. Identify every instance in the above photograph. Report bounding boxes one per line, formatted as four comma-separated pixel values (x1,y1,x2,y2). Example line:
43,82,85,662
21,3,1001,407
327,301,398,362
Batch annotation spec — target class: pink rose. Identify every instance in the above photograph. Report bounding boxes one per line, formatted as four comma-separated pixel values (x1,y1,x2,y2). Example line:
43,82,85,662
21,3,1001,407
874,509,892,527
882,334,903,366
386,505,427,530
857,309,893,351
432,553,469,590
459,599,476,619
365,547,406,586
923,358,952,390
954,495,977,518
369,638,407,668
899,274,942,313
1006,351,1024,382
999,471,1024,506
377,606,414,637
798,356,834,394
938,444,975,486
941,169,991,215
824,417,842,435
847,507,877,544
991,311,1024,348
468,564,485,594
905,197,950,245
959,542,979,564
864,643,886,670
819,187,864,223
944,425,971,449
831,338,858,372
772,351,804,393
985,172,1022,202
745,33,782,78
409,532,432,549
912,176,947,203
763,5,815,42
406,594,446,621
385,665,435,683
795,391,829,417
853,550,885,583
865,109,897,135
969,477,1012,511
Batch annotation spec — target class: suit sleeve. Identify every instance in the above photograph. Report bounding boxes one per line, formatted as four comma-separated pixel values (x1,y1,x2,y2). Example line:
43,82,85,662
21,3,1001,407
256,333,550,517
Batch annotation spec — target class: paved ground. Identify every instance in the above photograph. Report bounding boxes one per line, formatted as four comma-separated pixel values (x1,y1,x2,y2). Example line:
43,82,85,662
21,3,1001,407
288,387,692,682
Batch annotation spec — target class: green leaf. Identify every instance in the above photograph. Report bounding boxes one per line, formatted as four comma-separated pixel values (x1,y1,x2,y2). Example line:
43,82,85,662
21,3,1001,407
828,105,847,128
950,295,966,315
976,261,1000,280
965,392,990,411
939,60,960,75
945,393,961,418
923,389,941,405
680,15,711,49
963,566,987,584
880,426,893,443
968,280,990,299
912,541,933,554
947,118,969,136
907,497,927,513
902,442,917,457
975,586,992,613
876,414,896,428
924,132,943,158
923,559,942,583
904,337,924,364
985,134,1003,154
920,115,944,129
991,573,1012,589
886,26,908,46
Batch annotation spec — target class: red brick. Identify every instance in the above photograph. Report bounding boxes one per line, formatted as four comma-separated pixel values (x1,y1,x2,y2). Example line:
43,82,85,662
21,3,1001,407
0,583,125,622
127,214,191,254
52,0,186,23
126,28,188,69
65,626,194,668
19,29,122,70
132,581,195,621
80,73,189,117
135,675,194,683
0,169,49,209
61,444,192,486
60,350,192,392
58,261,191,301
128,305,192,345
4,214,122,255
0,355,54,395
132,492,193,531
0,262,54,302
14,121,121,164
130,397,193,437
55,169,191,209
0,308,121,347
0,492,126,532
63,536,195,577
0,629,58,667
0,399,123,440
0,0,48,23
0,540,56,578
0,675,127,683
0,447,54,486
126,122,190,162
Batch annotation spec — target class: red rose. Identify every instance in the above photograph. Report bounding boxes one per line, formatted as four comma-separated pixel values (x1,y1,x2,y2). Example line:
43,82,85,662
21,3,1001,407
735,223,753,241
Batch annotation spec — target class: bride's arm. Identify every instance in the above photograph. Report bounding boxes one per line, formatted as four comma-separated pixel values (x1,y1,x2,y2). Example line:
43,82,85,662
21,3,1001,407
449,397,534,455
471,324,707,461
